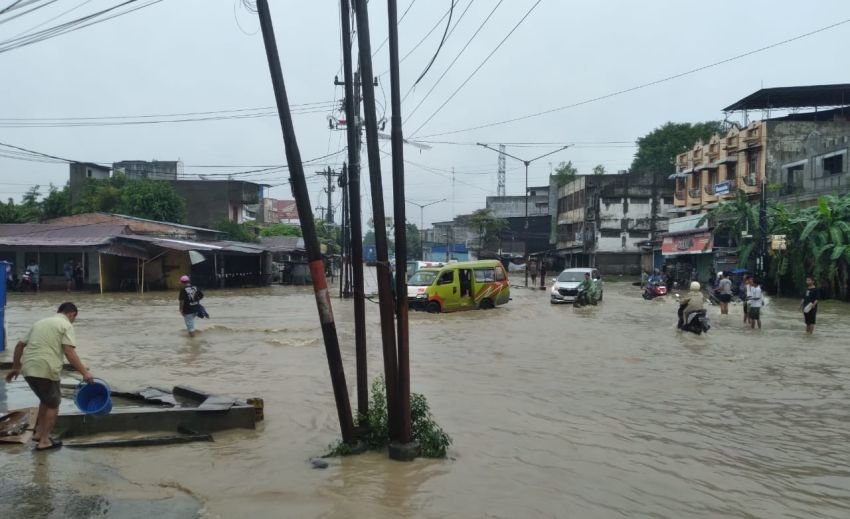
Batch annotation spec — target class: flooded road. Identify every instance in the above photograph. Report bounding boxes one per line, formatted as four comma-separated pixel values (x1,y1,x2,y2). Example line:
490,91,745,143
2,273,850,518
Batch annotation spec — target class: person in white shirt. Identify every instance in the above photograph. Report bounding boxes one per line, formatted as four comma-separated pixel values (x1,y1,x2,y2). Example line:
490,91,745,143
748,278,763,329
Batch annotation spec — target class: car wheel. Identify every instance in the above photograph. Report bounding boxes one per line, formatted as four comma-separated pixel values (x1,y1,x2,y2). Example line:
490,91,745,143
426,301,441,313
479,298,494,310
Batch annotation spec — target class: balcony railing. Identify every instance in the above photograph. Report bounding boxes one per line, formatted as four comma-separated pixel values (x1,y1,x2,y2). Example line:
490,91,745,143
688,188,701,198
704,185,716,196
813,173,847,192
743,175,758,187
675,190,686,200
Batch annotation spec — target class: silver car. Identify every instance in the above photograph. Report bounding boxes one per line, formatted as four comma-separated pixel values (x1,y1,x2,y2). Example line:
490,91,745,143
550,268,603,304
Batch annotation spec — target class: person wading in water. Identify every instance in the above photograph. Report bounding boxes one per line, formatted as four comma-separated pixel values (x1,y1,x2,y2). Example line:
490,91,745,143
178,275,204,338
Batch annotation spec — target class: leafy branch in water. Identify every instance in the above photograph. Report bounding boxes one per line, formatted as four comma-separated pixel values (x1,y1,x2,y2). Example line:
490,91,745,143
327,377,452,458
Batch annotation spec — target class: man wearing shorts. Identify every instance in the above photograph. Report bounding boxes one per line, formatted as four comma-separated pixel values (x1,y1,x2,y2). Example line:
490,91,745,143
801,276,819,334
741,275,752,325
717,272,733,315
5,302,95,451
748,278,763,329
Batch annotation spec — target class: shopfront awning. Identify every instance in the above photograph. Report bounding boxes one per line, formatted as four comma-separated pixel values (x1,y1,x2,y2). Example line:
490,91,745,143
97,243,150,260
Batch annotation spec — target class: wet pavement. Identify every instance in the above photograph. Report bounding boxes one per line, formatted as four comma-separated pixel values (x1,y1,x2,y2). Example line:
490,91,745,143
2,273,849,518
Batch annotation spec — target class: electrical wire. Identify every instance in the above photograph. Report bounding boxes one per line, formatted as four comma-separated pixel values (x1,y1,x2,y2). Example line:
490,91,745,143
370,0,417,57
0,0,164,55
0,0,57,25
417,16,850,139
409,0,543,137
404,0,501,117
411,0,455,88
379,1,455,77
10,0,93,38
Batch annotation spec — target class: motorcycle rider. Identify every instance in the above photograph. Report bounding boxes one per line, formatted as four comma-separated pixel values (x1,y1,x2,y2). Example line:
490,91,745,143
576,272,595,306
679,281,705,327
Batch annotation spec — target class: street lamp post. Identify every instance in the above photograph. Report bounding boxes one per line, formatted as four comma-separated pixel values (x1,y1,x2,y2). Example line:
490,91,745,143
406,198,446,260
476,143,570,287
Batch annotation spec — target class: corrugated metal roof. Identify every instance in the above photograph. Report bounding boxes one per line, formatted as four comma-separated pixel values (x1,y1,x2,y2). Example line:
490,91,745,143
724,84,850,111
259,236,305,252
0,224,129,247
118,235,267,254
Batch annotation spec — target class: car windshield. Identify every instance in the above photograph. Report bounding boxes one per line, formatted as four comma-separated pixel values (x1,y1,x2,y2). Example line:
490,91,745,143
557,271,587,282
408,270,438,286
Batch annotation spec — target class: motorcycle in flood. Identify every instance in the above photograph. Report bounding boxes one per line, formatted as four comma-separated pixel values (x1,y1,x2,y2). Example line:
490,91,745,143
18,269,35,292
642,283,668,300
677,301,711,335
573,287,599,308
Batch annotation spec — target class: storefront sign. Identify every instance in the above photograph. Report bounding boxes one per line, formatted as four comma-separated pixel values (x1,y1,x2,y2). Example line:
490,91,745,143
662,231,713,255
714,181,731,195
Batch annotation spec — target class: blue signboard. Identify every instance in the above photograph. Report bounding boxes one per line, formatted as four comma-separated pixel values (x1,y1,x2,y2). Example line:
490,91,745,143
714,181,731,196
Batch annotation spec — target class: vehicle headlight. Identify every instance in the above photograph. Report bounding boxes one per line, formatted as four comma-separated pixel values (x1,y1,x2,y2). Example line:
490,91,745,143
416,293,426,299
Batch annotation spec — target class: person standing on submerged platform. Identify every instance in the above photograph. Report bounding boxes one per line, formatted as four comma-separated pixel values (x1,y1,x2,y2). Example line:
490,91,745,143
4,302,95,452
178,275,204,338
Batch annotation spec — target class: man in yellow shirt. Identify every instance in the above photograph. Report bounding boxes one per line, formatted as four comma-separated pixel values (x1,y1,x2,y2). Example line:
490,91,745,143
5,302,95,451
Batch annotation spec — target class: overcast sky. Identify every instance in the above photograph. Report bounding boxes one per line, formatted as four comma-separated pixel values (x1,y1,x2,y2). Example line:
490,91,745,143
1,0,848,227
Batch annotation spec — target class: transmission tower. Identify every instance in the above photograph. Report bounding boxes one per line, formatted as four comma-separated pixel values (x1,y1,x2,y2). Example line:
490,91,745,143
497,144,506,197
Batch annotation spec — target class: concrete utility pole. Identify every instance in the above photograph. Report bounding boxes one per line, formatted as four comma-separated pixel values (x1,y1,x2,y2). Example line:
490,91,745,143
255,0,354,444
316,167,339,224
497,144,506,197
336,0,368,423
476,143,570,287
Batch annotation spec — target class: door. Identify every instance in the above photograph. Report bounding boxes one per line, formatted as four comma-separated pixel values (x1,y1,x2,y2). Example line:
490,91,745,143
433,268,457,310
457,268,474,309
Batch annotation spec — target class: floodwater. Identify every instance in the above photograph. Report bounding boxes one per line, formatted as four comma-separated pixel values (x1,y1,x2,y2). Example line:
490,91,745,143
2,272,850,519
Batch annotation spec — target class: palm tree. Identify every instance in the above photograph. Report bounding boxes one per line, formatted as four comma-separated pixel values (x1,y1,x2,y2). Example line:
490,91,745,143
699,189,759,266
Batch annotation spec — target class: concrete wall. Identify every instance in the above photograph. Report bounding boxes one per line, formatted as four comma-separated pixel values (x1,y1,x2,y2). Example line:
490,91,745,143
69,163,111,207
170,181,262,229
765,119,850,204
485,195,549,218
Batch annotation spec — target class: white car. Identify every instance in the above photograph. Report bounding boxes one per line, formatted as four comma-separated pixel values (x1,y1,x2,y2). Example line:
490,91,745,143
550,268,603,304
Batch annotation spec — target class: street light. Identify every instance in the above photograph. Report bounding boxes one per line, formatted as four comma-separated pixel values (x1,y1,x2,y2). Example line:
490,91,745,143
476,143,570,287
406,198,446,260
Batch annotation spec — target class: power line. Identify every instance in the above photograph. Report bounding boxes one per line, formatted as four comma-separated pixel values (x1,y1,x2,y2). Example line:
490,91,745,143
404,0,501,118
417,16,850,139
10,0,93,38
408,0,543,137
371,0,417,57
379,1,455,77
411,0,455,88
0,0,164,55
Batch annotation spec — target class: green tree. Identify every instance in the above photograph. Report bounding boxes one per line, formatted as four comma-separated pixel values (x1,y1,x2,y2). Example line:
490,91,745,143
554,161,578,187
259,223,302,237
41,183,71,220
0,198,23,223
406,222,421,260
699,189,759,266
592,164,606,176
17,185,42,222
630,121,724,176
214,220,259,243
314,218,340,253
468,208,508,255
118,178,185,223
76,174,125,214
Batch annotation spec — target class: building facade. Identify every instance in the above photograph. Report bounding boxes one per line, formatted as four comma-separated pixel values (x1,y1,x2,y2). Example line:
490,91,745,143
554,172,674,275
112,160,181,180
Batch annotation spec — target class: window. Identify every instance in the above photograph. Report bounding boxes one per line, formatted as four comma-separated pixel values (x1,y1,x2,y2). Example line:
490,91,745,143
438,270,454,285
725,163,736,180
600,229,620,238
823,154,844,176
663,197,673,205
494,265,506,281
747,152,759,176
630,197,650,205
474,268,495,282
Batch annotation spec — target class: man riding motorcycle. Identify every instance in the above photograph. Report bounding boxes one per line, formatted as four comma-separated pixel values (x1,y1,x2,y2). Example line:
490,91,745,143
575,273,598,307
678,281,710,334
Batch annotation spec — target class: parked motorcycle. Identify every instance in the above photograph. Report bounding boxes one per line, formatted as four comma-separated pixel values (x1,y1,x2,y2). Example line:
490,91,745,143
677,301,711,335
642,283,668,300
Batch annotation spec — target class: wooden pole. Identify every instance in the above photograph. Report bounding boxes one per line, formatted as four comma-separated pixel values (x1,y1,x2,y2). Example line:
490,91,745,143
256,0,355,444
98,254,103,295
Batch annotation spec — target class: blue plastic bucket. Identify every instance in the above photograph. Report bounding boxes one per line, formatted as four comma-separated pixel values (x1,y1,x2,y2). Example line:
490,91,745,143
74,379,112,415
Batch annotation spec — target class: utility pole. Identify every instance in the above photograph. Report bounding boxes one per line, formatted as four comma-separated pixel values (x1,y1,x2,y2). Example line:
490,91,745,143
339,166,351,298
255,0,354,444
476,143,570,287
337,0,368,424
316,167,339,224
406,199,446,261
353,0,400,445
387,0,415,454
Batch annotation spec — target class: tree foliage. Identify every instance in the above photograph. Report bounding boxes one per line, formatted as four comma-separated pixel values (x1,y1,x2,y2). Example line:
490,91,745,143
630,121,724,176
214,220,259,243
118,178,186,223
592,164,606,176
468,208,508,253
259,223,302,237
554,161,578,187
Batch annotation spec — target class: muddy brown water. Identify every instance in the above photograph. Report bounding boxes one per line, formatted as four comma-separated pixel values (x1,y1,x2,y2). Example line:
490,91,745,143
2,273,850,518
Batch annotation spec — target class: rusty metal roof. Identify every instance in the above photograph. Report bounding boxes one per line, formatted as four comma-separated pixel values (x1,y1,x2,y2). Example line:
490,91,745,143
118,235,267,254
0,224,129,247
259,236,305,252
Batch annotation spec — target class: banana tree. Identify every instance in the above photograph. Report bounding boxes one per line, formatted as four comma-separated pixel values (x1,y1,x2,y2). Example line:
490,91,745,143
793,195,850,298
699,189,759,266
